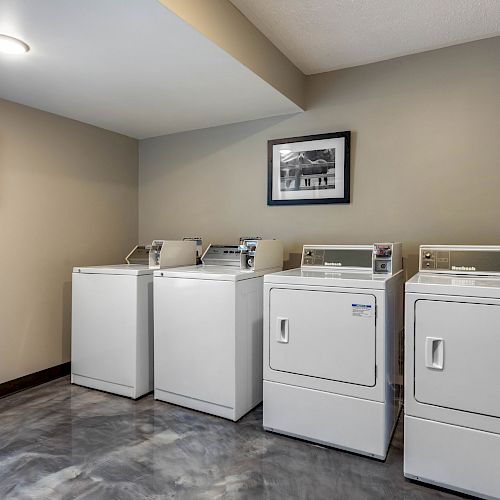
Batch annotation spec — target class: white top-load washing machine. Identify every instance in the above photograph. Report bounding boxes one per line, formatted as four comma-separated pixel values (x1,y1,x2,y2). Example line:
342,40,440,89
154,238,283,421
71,240,197,399
263,243,404,459
405,245,500,499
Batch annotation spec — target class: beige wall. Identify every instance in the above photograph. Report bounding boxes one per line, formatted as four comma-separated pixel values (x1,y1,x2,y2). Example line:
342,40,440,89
2,37,497,383
0,99,138,384
139,37,500,275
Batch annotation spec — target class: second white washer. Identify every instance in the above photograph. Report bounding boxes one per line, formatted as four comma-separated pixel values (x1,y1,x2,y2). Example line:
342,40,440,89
154,240,283,421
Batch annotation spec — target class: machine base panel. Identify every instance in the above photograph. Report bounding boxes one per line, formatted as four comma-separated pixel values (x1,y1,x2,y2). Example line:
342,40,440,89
263,380,392,460
404,415,500,500
155,388,260,422
71,374,148,399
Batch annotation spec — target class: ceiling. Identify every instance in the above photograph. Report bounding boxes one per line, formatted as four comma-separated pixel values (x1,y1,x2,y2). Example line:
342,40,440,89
0,0,300,139
231,0,500,75
2,0,499,138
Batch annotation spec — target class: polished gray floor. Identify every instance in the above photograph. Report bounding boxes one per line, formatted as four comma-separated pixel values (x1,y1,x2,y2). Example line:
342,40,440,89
0,378,465,500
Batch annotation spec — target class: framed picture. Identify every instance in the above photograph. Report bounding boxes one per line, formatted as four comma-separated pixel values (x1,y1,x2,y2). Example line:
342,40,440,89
267,131,350,206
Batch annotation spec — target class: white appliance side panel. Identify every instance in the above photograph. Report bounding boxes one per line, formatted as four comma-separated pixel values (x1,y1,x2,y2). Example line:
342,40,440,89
405,416,500,499
414,300,500,418
234,277,264,420
264,381,388,459
384,272,404,439
269,288,376,386
135,276,154,396
71,273,137,388
154,277,235,408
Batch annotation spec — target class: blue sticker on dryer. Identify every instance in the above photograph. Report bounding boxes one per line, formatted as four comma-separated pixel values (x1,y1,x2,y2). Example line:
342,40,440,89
352,304,373,317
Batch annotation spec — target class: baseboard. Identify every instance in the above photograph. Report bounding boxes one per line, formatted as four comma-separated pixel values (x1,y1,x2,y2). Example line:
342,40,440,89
0,362,71,399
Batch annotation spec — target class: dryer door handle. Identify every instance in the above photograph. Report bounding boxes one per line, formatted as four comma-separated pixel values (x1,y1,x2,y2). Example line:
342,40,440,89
425,337,444,370
276,317,289,343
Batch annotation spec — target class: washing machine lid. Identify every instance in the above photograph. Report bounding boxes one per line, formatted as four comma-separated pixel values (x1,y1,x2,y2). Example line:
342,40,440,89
264,268,395,289
73,264,153,276
154,265,276,281
406,273,500,298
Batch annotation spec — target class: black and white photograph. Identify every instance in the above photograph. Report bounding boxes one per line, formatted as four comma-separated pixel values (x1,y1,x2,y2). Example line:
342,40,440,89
268,132,350,206
280,148,336,192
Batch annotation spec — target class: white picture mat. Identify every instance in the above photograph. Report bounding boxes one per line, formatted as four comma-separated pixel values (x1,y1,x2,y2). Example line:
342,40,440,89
272,137,345,201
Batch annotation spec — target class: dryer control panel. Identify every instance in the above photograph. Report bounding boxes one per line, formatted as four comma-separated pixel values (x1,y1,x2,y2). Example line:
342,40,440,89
301,243,402,274
302,245,372,269
373,243,397,274
419,245,500,275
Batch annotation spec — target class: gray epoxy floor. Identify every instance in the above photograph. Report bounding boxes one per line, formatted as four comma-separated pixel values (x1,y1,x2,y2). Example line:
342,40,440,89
0,377,466,500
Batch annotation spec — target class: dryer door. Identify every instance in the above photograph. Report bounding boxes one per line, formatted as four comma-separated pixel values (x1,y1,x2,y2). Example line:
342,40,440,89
269,288,376,386
414,300,500,418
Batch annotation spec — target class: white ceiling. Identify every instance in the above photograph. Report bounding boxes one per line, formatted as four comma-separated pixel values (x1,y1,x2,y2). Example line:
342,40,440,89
231,0,500,75
0,0,300,139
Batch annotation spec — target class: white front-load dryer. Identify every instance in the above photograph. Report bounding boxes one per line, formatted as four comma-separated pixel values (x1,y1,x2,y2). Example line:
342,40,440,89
405,245,500,499
263,243,404,459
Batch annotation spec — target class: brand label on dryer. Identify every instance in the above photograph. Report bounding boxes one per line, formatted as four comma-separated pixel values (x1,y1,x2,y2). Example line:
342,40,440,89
352,304,373,317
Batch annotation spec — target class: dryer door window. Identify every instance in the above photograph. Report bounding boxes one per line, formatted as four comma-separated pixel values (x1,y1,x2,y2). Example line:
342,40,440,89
269,288,376,386
414,300,500,418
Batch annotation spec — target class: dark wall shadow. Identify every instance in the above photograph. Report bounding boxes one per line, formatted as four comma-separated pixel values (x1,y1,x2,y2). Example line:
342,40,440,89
284,252,302,270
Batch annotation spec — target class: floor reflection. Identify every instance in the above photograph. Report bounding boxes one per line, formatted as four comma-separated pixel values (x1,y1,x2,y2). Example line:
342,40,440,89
0,377,461,499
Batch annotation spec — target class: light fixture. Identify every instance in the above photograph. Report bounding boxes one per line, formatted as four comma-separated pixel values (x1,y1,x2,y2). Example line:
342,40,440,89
0,34,30,55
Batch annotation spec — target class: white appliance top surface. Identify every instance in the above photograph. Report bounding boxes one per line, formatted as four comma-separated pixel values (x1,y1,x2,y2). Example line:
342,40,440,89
73,264,153,276
406,272,500,298
154,265,278,281
264,268,397,289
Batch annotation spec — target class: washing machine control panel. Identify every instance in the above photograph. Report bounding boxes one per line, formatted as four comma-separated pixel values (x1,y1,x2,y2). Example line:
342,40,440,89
202,240,284,271
202,245,242,267
420,246,500,274
126,245,150,265
239,239,262,270
183,237,203,265
149,240,165,268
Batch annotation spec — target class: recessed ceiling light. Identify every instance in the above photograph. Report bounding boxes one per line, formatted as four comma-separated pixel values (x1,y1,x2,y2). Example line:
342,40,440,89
0,34,30,55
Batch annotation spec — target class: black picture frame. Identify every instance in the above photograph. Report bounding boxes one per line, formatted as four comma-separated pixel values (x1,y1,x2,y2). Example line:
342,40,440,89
267,131,351,206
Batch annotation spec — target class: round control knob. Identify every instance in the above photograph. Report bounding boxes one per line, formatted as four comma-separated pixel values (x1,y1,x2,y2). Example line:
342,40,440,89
424,252,432,259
